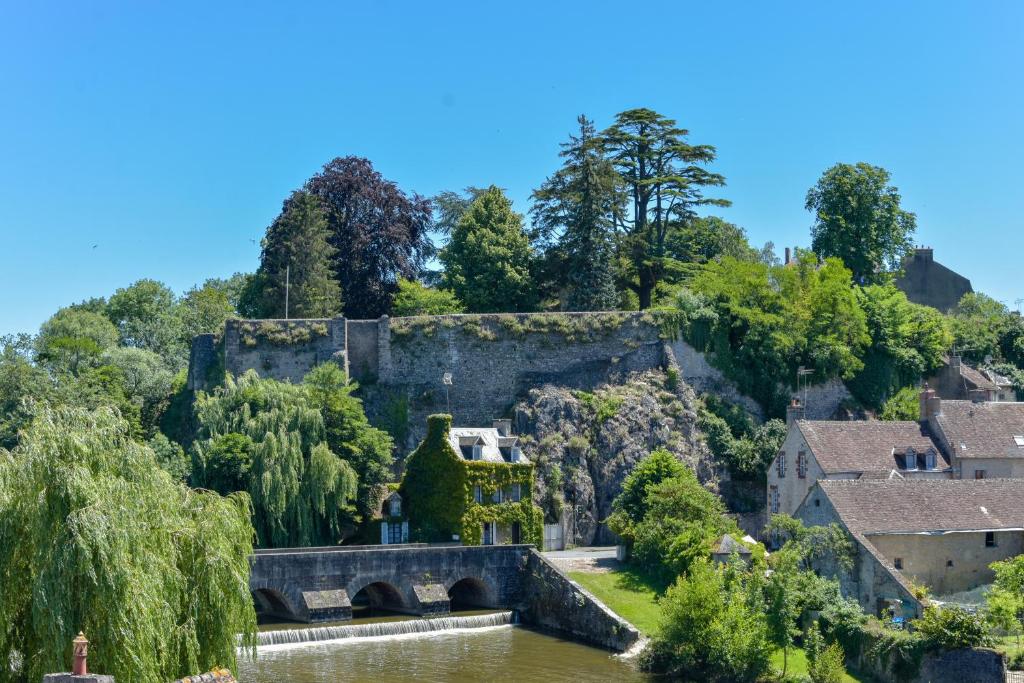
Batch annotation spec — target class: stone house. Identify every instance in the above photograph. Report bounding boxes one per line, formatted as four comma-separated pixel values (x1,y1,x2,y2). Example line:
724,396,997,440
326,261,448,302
377,490,410,545
767,400,950,518
796,478,1024,616
926,355,1018,403
894,247,973,312
399,414,544,547
768,391,1024,518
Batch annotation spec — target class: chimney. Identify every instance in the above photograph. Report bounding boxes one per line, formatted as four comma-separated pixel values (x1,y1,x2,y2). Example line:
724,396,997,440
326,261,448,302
492,419,512,437
784,247,791,265
920,386,941,421
786,398,805,427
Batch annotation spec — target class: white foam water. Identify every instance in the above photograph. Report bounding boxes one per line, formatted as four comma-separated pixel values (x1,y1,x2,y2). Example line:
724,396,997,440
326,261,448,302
255,611,515,648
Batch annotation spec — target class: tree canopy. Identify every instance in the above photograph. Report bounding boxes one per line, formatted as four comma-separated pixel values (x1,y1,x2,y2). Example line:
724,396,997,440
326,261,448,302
806,162,916,284
0,405,256,681
440,186,537,313
305,156,433,318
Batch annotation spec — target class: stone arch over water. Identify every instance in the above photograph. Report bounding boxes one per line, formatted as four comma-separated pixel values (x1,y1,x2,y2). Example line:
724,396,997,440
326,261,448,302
447,576,496,610
349,580,408,616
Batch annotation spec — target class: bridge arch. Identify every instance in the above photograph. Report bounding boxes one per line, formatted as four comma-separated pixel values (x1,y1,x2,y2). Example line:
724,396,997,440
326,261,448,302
251,585,303,622
446,575,497,610
348,579,408,616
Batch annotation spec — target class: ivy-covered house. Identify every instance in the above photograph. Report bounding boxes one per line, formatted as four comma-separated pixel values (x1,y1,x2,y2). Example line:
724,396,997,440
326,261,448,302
399,414,543,546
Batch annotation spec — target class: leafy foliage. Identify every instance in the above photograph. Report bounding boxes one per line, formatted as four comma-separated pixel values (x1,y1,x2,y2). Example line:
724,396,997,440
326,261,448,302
253,190,342,318
880,386,921,421
601,108,729,309
913,605,993,650
192,370,358,547
699,396,786,478
641,559,772,682
400,414,542,545
532,115,621,311
0,405,256,681
807,162,917,283
36,307,119,375
440,186,537,313
390,278,464,317
305,156,433,319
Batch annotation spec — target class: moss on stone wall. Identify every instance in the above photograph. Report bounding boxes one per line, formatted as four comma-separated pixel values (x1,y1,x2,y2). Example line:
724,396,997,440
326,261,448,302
238,320,329,347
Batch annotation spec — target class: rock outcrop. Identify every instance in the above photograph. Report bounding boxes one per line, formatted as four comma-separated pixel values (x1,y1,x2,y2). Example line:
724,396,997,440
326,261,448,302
513,370,720,545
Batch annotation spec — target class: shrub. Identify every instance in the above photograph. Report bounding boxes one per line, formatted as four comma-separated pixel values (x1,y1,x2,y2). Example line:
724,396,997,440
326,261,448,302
913,605,993,651
809,642,846,683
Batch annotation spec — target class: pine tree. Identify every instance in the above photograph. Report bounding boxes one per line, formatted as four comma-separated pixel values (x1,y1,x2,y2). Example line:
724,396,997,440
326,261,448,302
532,115,622,311
256,191,342,318
439,186,536,313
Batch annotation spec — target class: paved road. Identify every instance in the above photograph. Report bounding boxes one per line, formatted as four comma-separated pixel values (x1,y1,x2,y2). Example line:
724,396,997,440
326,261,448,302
544,546,620,573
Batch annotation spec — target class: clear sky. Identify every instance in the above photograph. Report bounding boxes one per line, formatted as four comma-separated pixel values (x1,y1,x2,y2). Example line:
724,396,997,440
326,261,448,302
2,1,1022,336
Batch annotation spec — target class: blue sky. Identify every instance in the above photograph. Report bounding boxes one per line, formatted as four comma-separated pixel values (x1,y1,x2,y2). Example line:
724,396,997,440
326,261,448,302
2,1,1022,335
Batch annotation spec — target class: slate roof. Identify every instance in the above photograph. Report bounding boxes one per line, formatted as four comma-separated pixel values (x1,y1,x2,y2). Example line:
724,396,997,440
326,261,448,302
711,534,752,556
797,420,946,474
817,478,1024,534
933,400,1024,459
958,363,1000,392
448,427,528,464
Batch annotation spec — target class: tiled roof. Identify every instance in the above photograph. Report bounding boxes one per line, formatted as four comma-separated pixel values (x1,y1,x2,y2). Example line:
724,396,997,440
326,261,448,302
958,363,999,392
797,420,945,474
817,478,1024,534
933,400,1024,459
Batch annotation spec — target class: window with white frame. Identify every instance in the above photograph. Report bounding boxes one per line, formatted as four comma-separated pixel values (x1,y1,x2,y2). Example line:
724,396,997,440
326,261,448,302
510,483,521,501
387,522,403,544
769,485,780,514
473,485,483,503
925,450,936,470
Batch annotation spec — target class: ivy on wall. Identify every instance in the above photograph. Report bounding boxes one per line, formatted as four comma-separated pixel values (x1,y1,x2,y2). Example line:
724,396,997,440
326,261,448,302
399,414,544,546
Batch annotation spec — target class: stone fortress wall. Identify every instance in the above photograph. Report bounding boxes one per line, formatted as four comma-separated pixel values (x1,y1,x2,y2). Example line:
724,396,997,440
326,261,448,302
188,311,850,447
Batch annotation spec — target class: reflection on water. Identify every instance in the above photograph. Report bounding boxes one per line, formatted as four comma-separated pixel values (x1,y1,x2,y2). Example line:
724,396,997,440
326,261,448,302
239,624,650,682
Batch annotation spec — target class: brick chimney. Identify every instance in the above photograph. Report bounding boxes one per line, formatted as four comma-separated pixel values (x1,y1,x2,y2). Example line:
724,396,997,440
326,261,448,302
786,398,805,427
919,385,941,420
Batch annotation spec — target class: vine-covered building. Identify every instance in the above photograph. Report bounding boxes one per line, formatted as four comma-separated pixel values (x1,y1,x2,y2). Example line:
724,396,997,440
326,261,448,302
399,414,543,546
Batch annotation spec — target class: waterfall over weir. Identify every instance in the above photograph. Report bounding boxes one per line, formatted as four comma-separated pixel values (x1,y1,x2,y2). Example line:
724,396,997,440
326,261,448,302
257,611,515,647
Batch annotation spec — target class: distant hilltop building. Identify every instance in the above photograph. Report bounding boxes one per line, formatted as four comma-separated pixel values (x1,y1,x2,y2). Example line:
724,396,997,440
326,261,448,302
894,247,972,312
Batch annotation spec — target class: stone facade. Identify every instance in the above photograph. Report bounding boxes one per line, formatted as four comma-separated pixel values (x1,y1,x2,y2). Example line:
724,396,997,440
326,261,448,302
188,312,854,451
894,247,973,312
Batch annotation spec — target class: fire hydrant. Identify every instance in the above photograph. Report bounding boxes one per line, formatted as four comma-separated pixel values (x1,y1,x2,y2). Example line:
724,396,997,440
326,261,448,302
72,632,88,675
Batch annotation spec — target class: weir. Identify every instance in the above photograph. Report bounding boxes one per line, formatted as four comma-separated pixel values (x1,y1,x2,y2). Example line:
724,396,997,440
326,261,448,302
257,611,515,647
249,544,641,652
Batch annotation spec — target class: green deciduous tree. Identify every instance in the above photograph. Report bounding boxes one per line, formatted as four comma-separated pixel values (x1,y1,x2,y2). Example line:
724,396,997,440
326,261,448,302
0,405,256,681
532,115,623,311
601,108,729,309
807,162,917,284
106,279,186,367
304,362,394,521
101,346,175,431
390,278,464,317
36,308,119,375
642,559,772,682
305,156,433,319
440,186,537,312
0,334,50,450
255,191,342,319
606,448,685,536
192,371,358,547
988,554,1024,650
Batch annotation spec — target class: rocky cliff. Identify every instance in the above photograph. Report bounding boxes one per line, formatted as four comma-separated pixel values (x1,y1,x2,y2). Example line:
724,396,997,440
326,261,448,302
512,370,721,545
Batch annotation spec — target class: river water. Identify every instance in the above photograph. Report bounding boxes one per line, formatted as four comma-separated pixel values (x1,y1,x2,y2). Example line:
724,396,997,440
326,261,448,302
239,617,650,682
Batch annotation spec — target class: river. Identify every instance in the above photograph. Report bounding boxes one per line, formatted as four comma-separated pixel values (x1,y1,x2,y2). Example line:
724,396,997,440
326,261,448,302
239,614,650,682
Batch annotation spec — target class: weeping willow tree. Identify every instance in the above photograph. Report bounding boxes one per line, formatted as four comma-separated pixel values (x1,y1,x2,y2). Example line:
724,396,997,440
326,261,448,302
192,370,358,547
0,405,256,682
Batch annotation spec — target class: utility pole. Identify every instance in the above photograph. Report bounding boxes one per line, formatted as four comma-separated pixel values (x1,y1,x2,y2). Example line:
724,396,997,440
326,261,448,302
284,263,290,320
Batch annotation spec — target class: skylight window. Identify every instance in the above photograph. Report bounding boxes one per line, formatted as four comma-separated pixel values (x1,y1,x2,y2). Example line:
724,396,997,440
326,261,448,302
1014,435,1024,447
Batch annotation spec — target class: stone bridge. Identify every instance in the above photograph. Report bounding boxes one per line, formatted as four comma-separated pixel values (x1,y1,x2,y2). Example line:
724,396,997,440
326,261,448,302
249,543,642,652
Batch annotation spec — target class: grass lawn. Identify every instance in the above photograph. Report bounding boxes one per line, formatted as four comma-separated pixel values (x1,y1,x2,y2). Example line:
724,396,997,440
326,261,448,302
568,568,663,636
770,647,866,683
994,634,1024,666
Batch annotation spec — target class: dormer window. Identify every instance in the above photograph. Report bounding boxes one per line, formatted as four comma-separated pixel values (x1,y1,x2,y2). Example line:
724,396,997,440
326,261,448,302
388,496,402,517
472,444,482,460
1015,436,1024,448
925,450,936,470
904,450,917,470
